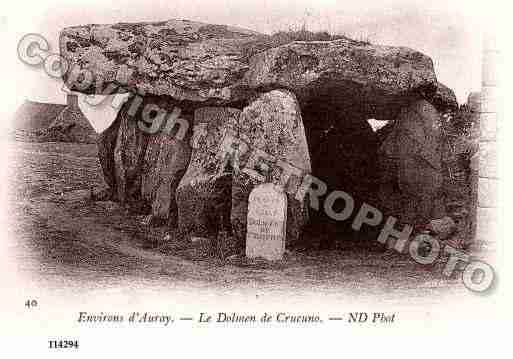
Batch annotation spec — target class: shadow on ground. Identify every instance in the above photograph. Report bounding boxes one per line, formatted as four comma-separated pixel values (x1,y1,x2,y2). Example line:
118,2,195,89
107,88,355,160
6,141,469,299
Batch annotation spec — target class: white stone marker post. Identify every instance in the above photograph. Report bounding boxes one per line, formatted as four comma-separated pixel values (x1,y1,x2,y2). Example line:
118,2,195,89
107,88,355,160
246,183,287,261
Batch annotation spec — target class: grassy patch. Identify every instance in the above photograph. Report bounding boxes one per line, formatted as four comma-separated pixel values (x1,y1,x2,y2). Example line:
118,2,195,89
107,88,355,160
269,28,369,45
243,27,370,59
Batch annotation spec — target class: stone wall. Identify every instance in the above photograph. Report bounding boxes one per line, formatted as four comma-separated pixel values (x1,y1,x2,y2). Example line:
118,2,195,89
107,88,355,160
476,34,500,258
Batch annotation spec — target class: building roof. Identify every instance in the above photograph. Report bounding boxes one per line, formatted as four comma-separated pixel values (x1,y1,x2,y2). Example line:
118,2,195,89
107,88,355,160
13,98,97,144
13,100,67,131
50,105,97,143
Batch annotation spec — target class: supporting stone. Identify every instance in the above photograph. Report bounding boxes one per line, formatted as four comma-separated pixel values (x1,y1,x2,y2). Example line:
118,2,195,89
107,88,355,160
113,100,150,208
97,111,122,196
99,95,193,222
377,99,444,225
176,107,241,237
231,89,311,248
140,101,192,226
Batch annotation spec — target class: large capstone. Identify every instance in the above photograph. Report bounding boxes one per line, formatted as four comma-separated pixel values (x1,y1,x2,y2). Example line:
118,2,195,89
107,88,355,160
244,40,438,121
60,20,262,104
59,19,447,115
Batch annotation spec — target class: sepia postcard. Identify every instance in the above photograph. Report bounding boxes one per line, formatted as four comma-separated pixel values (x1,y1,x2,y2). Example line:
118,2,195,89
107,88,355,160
0,0,508,356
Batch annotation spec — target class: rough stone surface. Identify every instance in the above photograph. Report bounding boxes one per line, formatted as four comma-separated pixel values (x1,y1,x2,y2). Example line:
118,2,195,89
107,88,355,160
97,110,122,192
231,89,311,246
176,107,240,237
378,99,445,224
60,20,262,104
113,100,150,208
244,40,438,120
91,185,112,202
431,82,458,111
60,19,440,117
107,95,193,219
140,103,192,225
427,216,456,240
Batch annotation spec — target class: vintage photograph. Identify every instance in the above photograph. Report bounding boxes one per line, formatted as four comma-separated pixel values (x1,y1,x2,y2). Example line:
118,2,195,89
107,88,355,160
0,1,503,348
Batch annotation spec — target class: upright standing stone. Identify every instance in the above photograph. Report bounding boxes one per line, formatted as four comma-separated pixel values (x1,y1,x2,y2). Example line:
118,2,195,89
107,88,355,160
176,107,241,237
108,95,193,220
231,89,311,247
140,103,192,226
97,109,122,196
246,183,287,261
377,99,444,224
113,100,150,208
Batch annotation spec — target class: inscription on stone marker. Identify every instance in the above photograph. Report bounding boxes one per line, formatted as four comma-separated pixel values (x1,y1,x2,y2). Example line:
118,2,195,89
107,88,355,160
246,183,287,261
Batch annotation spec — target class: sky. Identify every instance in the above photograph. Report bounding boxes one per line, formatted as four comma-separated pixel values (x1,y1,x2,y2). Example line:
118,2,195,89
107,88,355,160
3,0,485,132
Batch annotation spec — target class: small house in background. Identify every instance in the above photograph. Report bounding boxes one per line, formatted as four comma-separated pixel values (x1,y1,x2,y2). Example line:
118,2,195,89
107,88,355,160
13,100,66,131
49,94,97,143
13,94,97,144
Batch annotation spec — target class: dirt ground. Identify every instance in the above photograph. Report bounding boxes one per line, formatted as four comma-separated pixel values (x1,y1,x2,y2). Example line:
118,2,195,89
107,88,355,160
5,140,475,300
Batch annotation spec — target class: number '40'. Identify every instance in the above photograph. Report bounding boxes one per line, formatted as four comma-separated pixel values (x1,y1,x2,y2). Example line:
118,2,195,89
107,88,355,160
25,299,38,308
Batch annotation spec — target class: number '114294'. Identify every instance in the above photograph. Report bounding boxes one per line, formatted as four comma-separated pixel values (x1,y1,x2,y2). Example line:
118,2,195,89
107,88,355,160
48,340,79,349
